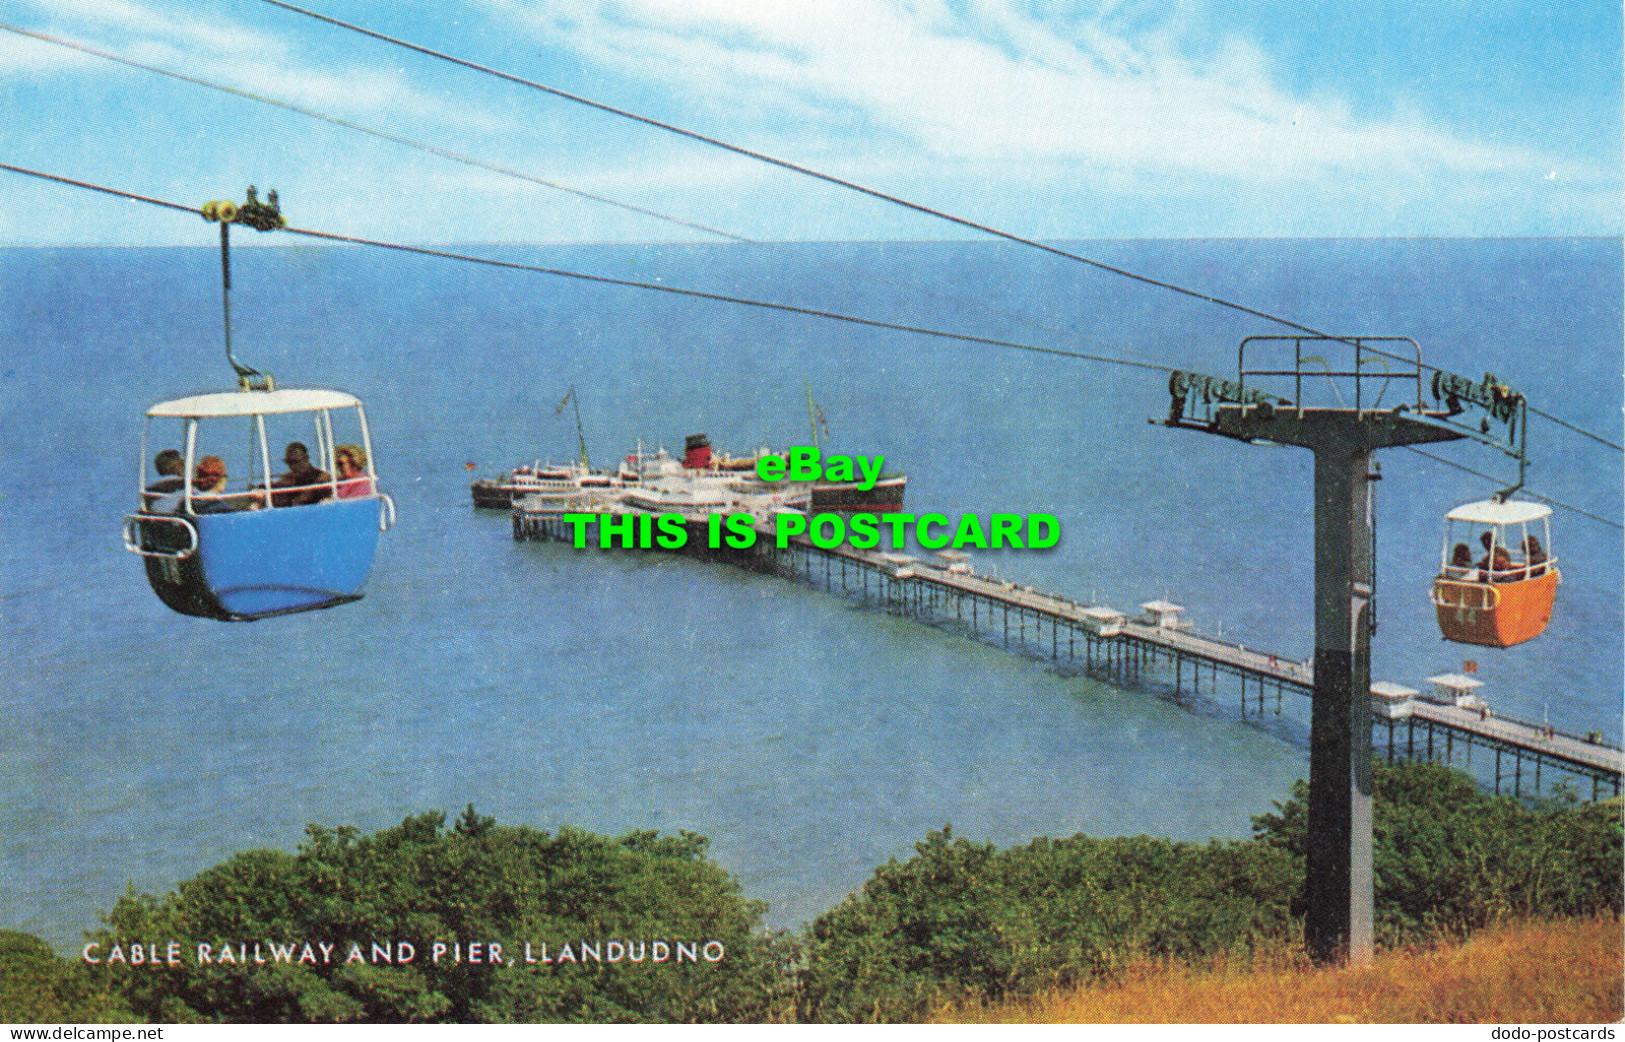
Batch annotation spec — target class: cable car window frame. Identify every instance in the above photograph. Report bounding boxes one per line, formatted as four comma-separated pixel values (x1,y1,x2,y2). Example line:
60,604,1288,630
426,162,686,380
137,390,383,513
1437,505,1556,584
256,414,273,499
183,417,198,515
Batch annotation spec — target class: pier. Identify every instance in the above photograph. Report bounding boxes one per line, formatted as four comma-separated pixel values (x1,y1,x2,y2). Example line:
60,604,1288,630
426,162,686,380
1374,693,1623,802
513,504,1623,801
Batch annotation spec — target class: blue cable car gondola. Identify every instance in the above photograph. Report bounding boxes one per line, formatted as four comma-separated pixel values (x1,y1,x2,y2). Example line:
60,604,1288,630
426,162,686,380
121,187,394,620
123,388,395,620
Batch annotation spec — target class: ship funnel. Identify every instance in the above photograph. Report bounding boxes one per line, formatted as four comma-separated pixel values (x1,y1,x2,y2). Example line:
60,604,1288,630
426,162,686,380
684,433,712,469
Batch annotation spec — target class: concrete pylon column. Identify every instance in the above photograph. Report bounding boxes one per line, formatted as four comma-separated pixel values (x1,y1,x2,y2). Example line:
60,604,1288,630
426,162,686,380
1306,447,1374,964
1205,406,1460,966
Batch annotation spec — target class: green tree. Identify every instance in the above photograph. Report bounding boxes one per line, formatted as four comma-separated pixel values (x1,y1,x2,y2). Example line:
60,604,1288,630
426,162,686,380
0,930,129,1022
1252,760,1623,941
90,812,795,1023
799,826,1298,1022
803,761,1623,1022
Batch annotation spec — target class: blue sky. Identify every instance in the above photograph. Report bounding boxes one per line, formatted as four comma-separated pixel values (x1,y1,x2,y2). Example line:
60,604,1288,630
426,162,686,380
1,0,1619,244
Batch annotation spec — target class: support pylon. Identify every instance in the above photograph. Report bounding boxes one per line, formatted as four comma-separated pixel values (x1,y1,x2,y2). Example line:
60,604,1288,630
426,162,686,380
1200,405,1460,963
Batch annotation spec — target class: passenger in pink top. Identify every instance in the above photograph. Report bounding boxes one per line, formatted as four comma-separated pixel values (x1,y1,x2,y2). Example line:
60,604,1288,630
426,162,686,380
335,444,374,499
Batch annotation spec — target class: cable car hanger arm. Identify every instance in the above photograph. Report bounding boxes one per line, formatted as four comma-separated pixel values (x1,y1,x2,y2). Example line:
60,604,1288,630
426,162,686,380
201,187,287,392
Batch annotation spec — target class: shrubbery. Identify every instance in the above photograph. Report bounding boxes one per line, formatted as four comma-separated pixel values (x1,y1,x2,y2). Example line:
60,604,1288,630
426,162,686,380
0,930,128,1022
797,828,1299,1021
1253,761,1623,941
4,762,1618,1024
798,762,1620,1020
84,807,795,1023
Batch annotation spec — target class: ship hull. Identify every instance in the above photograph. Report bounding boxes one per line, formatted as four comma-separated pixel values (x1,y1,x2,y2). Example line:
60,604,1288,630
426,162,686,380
471,480,513,509
810,475,907,513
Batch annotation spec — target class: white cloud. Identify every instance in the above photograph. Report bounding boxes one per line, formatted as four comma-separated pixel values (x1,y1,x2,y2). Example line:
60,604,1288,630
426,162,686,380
27,0,285,61
572,151,772,199
13,0,505,135
0,27,94,72
4,0,1609,242
483,0,1553,185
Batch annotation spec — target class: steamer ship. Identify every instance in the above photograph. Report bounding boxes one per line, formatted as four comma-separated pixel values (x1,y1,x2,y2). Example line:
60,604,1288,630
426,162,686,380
472,432,906,513
470,460,630,509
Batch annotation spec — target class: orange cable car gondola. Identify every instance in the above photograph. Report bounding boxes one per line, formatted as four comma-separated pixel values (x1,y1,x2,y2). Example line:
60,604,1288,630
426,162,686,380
1431,499,1558,648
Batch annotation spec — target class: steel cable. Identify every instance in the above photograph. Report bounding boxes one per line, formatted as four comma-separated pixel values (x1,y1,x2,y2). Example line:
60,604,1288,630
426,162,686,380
5,158,1615,529
258,0,1623,453
0,21,1130,368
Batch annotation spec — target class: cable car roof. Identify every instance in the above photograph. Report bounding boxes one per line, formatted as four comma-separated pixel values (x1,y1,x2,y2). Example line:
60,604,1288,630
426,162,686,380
1444,499,1552,525
147,388,362,418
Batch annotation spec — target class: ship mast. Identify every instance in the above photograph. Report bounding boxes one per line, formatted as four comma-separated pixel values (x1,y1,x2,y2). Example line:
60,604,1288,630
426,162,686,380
556,387,590,470
806,381,824,449
572,390,589,470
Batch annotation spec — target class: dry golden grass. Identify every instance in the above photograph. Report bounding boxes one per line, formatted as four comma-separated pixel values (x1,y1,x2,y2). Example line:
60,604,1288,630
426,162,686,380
944,917,1623,1024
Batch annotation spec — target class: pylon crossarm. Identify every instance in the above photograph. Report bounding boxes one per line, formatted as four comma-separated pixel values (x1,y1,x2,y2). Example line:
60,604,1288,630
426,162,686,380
1164,368,1289,428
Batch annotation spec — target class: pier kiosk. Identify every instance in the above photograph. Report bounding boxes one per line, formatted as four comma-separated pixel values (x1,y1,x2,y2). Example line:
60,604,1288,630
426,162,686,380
1423,673,1487,711
1139,600,1189,631
1164,337,1462,965
1369,681,1419,720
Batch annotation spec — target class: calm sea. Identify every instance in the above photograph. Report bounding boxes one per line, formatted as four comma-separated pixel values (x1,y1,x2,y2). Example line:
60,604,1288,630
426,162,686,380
2,238,1620,950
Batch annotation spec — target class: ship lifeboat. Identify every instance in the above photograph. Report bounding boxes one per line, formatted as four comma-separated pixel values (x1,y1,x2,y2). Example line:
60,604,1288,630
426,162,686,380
1430,499,1558,648
122,388,394,621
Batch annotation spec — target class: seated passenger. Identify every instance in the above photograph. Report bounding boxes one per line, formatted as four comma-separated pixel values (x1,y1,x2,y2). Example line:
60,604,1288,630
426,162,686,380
1447,542,1475,580
191,456,259,514
144,449,186,512
272,442,332,507
334,444,374,499
1475,531,1513,580
1521,535,1547,577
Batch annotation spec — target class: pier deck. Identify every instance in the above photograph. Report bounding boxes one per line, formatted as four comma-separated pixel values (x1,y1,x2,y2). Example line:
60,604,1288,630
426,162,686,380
512,502,1622,799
